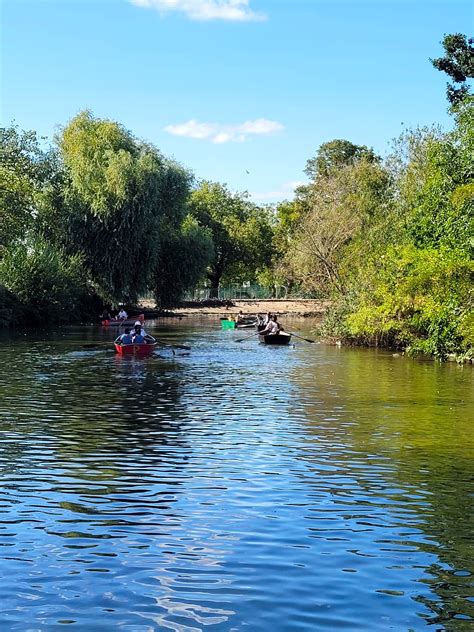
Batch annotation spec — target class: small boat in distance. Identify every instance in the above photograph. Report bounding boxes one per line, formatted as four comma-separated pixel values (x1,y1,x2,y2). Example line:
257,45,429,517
221,319,236,330
102,313,145,327
235,321,256,329
259,332,292,346
114,341,157,356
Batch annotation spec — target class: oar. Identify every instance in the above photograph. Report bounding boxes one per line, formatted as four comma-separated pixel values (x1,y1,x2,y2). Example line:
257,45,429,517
285,331,317,344
235,330,262,343
155,341,191,351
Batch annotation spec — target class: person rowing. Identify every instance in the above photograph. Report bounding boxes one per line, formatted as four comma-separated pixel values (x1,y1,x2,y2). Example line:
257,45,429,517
259,314,282,336
133,321,155,344
115,328,133,345
117,307,128,320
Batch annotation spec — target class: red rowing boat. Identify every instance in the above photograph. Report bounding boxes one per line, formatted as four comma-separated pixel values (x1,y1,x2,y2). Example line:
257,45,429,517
102,313,145,327
114,342,157,356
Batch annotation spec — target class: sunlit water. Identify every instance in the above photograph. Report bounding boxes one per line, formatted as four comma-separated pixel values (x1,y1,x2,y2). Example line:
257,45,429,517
0,319,472,631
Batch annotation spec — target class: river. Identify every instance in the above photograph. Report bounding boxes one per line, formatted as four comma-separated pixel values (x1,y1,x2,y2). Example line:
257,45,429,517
0,319,472,631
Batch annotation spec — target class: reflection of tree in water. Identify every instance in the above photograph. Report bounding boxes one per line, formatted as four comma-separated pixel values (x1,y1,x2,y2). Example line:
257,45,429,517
290,347,474,628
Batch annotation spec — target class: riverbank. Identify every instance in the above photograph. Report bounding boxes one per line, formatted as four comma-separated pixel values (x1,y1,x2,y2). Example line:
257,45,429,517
141,298,330,318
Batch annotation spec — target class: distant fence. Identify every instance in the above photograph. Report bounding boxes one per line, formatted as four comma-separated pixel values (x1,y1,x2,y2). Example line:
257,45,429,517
183,284,315,301
139,285,318,304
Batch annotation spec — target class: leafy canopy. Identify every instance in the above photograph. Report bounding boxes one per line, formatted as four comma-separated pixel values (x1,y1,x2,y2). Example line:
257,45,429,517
304,139,379,180
189,181,274,291
431,33,474,106
54,111,193,302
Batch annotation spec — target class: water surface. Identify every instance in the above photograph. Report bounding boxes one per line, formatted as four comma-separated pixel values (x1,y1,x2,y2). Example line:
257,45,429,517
0,319,472,631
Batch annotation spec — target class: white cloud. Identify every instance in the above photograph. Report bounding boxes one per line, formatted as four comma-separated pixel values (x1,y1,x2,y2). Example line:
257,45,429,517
164,118,284,143
130,0,266,22
250,181,307,202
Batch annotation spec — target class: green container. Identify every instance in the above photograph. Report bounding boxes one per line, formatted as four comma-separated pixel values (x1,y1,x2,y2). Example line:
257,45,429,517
221,319,236,330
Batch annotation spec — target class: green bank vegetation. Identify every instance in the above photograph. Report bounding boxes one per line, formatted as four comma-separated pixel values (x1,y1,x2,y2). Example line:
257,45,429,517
0,34,472,360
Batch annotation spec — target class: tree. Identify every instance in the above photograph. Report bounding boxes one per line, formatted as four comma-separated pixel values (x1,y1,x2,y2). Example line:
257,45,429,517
431,33,474,106
318,99,473,358
285,157,391,295
189,181,274,296
48,111,193,302
152,216,214,308
405,101,474,253
304,139,379,180
0,238,88,324
0,126,56,251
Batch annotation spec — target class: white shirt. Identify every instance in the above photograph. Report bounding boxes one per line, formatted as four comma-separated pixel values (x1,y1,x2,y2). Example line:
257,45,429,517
118,309,128,319
268,320,280,334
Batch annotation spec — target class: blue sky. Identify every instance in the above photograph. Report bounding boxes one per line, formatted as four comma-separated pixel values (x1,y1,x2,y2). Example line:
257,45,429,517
1,0,471,202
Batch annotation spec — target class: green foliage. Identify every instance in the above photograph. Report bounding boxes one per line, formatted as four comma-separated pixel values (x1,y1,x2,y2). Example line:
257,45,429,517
0,126,56,250
51,111,193,302
0,285,22,327
298,98,474,360
406,102,474,253
431,33,474,106
283,158,391,294
152,215,214,308
344,246,472,358
189,181,274,293
304,139,379,180
0,239,88,324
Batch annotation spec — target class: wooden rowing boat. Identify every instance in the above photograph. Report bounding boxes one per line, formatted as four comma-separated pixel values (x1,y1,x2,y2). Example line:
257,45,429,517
114,341,157,356
235,321,257,329
221,319,256,330
102,313,145,327
259,332,292,345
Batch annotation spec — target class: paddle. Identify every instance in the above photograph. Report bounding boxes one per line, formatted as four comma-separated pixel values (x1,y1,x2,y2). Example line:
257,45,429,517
285,331,317,344
155,341,191,351
235,330,263,343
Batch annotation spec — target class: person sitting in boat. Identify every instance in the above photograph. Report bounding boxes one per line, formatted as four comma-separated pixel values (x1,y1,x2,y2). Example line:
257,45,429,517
117,308,128,320
235,310,245,323
263,312,272,325
115,328,133,345
100,308,112,321
132,322,155,344
132,328,145,344
260,315,281,336
256,314,264,326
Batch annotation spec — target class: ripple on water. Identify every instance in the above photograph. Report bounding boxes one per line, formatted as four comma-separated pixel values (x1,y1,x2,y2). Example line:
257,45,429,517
0,323,473,630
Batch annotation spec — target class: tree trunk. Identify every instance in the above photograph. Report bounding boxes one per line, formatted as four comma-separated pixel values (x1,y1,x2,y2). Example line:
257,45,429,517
208,273,220,298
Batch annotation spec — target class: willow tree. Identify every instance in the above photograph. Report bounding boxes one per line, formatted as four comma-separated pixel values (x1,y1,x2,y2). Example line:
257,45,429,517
50,110,193,302
152,216,214,308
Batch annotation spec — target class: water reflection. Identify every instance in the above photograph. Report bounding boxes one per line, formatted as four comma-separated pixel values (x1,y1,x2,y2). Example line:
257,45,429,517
292,346,474,629
0,323,472,630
